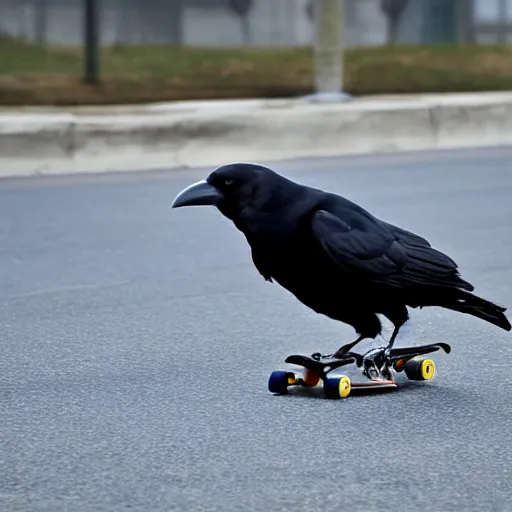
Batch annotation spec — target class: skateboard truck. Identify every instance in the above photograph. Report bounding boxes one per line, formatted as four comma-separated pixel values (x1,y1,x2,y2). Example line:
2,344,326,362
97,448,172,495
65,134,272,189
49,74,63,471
268,342,451,399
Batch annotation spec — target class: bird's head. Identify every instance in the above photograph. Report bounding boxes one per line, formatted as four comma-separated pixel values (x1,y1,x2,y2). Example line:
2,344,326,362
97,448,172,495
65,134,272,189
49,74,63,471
171,163,289,220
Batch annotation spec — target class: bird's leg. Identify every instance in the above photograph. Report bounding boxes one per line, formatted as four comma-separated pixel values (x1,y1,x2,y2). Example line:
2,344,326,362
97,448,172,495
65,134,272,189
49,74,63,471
311,336,366,361
331,335,367,359
360,326,401,381
383,325,400,360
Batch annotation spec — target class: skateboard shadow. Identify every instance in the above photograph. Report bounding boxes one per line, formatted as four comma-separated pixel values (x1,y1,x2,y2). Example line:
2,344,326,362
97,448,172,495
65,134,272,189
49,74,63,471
271,383,398,400
269,374,457,400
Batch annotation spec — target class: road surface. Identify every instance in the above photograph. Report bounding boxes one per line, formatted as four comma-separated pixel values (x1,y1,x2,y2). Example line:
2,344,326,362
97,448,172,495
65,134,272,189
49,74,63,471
1,147,512,511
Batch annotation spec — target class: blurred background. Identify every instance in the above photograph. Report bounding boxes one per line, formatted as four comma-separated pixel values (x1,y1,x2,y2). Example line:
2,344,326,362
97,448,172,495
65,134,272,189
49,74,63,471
0,0,511,105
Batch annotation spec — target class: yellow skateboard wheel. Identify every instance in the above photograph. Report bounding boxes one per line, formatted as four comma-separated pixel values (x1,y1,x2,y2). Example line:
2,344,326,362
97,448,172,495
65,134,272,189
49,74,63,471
324,375,351,399
404,357,436,381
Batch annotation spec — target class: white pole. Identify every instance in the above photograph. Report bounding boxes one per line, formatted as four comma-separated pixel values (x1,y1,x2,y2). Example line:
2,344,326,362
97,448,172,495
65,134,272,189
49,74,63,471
498,0,508,44
311,0,350,102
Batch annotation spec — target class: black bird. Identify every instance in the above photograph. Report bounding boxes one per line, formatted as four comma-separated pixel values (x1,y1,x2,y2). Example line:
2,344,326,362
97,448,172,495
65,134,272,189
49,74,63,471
172,163,511,363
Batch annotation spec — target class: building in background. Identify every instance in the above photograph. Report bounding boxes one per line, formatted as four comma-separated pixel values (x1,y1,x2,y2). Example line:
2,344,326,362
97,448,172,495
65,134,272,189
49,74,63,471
0,0,510,47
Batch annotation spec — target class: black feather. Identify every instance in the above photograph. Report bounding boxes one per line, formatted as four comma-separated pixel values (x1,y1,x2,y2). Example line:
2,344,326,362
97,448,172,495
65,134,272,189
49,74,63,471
177,163,511,340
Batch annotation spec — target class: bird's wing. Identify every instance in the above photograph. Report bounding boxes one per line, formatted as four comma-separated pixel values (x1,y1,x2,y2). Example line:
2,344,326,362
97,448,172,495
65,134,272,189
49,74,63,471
310,209,406,280
310,208,474,291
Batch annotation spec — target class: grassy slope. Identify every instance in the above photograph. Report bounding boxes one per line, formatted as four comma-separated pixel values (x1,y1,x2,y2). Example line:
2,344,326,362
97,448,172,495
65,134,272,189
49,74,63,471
1,38,512,105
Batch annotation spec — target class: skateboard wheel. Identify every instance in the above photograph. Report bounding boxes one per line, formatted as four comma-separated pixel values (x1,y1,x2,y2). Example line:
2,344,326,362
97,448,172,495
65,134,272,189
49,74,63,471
404,358,436,381
323,375,351,399
303,368,320,387
393,358,406,372
268,371,293,394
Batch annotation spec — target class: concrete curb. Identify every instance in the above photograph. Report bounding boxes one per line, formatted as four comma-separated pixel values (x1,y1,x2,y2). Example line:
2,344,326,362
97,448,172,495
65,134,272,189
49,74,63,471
1,91,512,177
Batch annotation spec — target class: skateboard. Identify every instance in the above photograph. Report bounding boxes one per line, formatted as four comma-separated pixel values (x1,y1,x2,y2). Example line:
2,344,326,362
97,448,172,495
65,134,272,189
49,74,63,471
268,342,451,399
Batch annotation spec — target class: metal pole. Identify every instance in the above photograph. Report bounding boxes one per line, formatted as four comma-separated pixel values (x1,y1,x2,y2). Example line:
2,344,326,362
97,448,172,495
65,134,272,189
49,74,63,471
498,0,508,44
455,0,475,45
35,0,48,45
455,0,465,44
310,0,350,102
84,0,100,84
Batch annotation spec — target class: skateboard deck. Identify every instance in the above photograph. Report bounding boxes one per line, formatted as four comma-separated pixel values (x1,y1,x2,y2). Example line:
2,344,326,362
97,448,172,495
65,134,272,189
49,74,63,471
284,353,397,393
284,353,356,373
386,342,451,360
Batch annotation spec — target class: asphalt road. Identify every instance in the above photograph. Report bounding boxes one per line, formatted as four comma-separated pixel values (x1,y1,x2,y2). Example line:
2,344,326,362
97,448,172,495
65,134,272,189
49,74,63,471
1,147,512,512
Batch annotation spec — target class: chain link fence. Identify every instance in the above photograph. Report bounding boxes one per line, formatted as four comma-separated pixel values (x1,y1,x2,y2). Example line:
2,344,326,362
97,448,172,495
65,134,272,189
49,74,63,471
0,0,511,105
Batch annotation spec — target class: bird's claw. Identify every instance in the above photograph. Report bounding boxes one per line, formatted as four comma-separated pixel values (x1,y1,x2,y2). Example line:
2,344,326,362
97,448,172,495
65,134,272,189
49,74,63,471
361,346,394,381
311,352,336,361
311,350,356,361
311,346,395,381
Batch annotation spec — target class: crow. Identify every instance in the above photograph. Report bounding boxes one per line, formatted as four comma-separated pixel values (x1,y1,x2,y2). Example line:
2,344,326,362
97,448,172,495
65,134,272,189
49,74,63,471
171,163,510,364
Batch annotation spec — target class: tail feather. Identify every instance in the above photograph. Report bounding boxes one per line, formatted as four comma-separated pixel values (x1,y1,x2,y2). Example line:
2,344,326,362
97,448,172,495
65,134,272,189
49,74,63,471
382,222,509,331
440,290,511,332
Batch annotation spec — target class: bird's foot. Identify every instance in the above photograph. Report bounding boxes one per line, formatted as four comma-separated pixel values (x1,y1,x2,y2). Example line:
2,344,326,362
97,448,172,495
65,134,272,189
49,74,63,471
311,352,336,361
361,347,395,381
310,347,360,362
310,350,363,366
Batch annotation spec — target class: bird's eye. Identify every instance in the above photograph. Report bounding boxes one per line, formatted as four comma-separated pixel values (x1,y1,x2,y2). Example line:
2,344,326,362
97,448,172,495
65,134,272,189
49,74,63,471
225,179,234,186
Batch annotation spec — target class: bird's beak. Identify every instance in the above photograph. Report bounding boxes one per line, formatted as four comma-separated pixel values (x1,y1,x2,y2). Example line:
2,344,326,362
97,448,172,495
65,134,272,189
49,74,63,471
171,180,224,208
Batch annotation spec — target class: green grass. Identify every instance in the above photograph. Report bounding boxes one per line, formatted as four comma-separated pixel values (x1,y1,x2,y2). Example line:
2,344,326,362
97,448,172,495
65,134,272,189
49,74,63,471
1,37,512,106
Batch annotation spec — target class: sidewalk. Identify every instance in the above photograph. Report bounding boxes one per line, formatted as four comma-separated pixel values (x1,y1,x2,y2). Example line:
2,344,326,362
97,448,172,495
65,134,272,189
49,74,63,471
1,91,512,178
